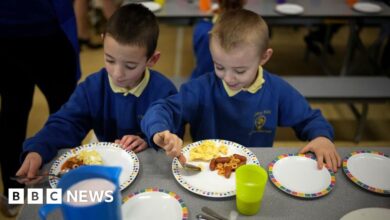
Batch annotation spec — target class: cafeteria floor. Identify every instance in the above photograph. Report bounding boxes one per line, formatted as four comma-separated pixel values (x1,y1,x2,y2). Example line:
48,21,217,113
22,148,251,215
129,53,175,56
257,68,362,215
1,23,389,220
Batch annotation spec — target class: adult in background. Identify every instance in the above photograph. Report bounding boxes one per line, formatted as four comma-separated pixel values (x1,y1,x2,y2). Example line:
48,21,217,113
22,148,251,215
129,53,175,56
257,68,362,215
0,0,80,217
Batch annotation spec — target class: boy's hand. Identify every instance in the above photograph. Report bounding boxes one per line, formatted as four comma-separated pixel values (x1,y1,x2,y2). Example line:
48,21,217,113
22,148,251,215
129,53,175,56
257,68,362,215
15,152,43,185
299,137,341,172
115,135,148,153
153,130,183,158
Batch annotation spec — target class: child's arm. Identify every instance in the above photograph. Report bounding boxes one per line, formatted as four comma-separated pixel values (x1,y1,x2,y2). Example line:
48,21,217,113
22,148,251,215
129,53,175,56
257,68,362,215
15,152,43,185
115,135,148,153
141,81,201,149
152,130,183,158
299,137,341,172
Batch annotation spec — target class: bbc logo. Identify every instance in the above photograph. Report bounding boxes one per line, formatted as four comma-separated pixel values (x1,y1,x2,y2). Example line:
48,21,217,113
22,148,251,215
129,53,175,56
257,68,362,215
9,188,62,204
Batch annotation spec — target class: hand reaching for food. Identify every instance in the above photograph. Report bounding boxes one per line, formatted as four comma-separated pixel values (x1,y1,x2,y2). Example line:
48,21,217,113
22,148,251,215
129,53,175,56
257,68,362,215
153,130,183,158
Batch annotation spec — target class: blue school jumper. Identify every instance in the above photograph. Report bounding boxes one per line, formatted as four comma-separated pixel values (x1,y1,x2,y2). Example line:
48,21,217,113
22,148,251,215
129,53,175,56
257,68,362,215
142,71,334,148
23,69,177,162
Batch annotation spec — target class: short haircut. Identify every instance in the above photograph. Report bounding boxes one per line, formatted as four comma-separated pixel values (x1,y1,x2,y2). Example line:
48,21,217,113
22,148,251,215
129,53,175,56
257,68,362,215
210,9,269,55
218,0,246,11
104,4,159,58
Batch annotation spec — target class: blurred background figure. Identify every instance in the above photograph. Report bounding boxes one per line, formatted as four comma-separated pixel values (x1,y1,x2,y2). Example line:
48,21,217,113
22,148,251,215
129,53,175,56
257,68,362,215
190,0,247,79
74,0,121,49
304,24,342,56
0,0,80,217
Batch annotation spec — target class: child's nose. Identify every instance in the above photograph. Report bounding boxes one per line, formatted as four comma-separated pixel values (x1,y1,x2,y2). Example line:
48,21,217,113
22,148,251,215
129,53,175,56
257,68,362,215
112,66,124,78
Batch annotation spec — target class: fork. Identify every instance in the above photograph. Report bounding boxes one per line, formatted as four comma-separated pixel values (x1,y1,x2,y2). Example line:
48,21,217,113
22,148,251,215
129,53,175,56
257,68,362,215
10,169,70,181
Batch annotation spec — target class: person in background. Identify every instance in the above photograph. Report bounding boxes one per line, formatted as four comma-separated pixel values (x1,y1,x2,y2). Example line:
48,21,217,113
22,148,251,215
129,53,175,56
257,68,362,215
0,0,80,217
142,9,341,172
74,0,120,49
190,0,246,79
16,4,177,185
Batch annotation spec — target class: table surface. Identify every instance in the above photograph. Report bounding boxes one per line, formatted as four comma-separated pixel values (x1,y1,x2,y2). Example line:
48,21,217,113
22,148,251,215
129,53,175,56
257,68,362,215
156,0,390,18
18,146,390,220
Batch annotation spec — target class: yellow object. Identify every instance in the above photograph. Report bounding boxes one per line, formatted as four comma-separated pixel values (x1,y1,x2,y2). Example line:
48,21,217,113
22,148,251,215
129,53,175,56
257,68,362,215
154,0,165,6
236,165,268,215
189,141,227,161
77,150,103,165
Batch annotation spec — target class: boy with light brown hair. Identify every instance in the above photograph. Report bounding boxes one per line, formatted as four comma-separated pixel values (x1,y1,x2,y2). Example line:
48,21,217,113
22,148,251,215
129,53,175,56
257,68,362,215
142,9,341,172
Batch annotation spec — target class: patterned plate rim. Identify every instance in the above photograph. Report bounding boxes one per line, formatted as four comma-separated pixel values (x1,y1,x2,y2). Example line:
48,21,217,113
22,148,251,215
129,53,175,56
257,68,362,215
48,142,140,190
342,150,390,195
122,187,188,220
171,139,260,198
268,154,336,198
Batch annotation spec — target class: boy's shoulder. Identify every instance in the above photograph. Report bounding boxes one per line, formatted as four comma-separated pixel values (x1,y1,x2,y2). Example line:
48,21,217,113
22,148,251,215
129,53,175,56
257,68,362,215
148,69,177,89
263,70,290,88
83,68,108,83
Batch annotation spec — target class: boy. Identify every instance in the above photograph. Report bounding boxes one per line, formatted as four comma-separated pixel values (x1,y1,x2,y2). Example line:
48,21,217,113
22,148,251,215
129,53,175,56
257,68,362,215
16,4,177,183
142,9,341,172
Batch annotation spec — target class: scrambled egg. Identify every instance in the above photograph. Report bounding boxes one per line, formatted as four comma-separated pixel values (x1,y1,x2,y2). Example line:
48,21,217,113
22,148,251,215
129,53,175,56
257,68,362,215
189,141,228,161
77,150,103,165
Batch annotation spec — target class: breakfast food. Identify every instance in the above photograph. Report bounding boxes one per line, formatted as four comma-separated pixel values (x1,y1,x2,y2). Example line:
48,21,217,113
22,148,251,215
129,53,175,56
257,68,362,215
209,154,247,178
189,140,228,161
61,150,103,171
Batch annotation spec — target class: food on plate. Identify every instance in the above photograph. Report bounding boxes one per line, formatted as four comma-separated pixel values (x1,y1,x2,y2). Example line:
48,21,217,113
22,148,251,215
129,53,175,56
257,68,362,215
189,140,228,161
209,154,247,178
61,150,103,171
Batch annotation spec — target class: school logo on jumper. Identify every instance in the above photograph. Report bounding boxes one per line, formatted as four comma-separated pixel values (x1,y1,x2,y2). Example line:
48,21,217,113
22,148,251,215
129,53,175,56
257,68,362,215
250,111,272,134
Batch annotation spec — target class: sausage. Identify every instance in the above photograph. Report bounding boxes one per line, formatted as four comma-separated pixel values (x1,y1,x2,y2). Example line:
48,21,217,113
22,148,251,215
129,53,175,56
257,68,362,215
236,161,246,169
209,159,216,171
224,166,232,178
233,154,247,163
215,157,230,163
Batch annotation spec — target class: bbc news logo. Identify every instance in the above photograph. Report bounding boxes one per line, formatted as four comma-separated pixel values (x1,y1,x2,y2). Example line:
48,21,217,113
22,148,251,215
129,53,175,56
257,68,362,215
8,188,114,204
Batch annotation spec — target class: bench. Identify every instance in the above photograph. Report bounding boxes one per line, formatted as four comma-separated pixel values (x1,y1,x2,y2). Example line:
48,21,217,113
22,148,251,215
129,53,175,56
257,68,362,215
284,76,390,142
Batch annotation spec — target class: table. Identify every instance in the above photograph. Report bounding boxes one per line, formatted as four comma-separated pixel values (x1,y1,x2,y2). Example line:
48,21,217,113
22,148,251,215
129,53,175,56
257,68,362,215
17,147,390,220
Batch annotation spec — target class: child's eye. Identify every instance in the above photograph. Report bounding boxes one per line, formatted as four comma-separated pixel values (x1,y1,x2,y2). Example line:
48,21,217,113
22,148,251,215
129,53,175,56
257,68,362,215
105,59,114,64
235,70,246,74
126,65,137,70
215,66,224,71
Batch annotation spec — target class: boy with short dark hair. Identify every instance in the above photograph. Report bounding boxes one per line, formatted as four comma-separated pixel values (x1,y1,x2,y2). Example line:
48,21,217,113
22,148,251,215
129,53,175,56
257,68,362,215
142,9,341,172
17,4,177,183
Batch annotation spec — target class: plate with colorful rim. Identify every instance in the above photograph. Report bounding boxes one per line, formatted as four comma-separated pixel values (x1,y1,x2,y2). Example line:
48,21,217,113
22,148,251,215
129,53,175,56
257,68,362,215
172,139,260,198
140,2,162,12
342,150,390,195
268,154,336,198
275,3,304,15
122,188,188,220
353,2,382,13
49,142,139,191
340,207,390,220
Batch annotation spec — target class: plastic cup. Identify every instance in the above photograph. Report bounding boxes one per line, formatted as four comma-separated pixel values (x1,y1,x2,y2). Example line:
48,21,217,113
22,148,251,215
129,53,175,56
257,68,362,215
235,164,268,216
346,0,358,7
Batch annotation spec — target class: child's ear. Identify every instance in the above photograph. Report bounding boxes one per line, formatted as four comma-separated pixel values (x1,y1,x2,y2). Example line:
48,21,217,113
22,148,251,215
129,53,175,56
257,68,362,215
146,51,161,67
259,48,273,66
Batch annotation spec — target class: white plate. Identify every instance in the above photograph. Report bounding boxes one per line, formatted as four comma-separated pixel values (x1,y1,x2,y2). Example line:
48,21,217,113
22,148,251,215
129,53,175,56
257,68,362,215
340,208,390,220
172,139,260,198
140,2,162,12
122,188,187,220
343,151,390,194
268,154,335,198
275,3,304,15
49,142,139,191
353,2,382,13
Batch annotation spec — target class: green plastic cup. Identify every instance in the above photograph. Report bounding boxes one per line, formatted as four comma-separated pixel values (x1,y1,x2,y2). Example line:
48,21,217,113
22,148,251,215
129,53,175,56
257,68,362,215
235,164,268,216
